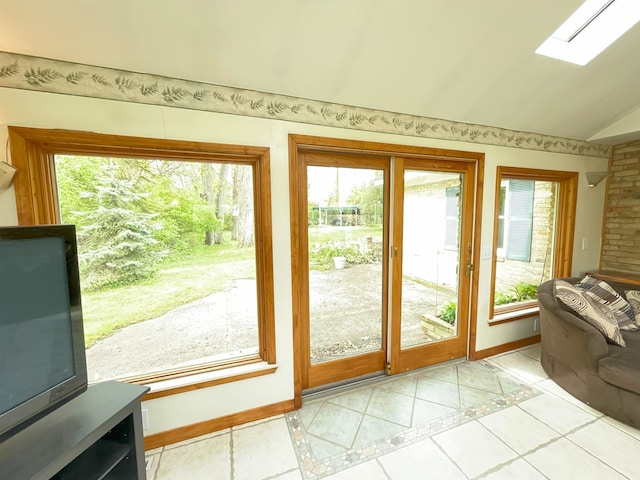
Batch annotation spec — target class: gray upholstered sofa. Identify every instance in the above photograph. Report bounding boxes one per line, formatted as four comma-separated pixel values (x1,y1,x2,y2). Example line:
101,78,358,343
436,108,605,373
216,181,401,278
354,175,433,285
538,277,640,428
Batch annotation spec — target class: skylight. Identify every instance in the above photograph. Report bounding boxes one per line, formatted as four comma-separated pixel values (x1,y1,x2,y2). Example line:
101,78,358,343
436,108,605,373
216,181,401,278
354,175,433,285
536,0,640,65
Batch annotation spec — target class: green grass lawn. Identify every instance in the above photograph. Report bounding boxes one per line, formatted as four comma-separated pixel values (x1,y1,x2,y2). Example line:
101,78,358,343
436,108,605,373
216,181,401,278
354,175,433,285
307,225,383,244
81,243,255,347
82,226,382,347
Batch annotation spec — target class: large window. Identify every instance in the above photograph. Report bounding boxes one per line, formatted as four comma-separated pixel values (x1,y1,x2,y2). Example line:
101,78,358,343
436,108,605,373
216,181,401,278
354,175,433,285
8,127,276,392
490,167,578,322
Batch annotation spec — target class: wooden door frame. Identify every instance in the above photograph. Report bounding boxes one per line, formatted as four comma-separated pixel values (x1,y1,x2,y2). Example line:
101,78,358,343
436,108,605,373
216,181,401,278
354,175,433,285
298,151,391,390
289,134,485,408
389,157,477,374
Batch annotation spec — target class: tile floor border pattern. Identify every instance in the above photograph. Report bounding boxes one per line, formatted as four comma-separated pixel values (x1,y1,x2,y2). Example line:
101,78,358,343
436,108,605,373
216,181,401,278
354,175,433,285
285,360,541,479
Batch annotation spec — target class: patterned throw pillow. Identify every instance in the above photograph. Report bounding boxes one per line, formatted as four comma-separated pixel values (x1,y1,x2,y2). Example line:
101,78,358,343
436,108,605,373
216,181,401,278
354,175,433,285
555,280,626,347
575,275,638,331
624,290,640,326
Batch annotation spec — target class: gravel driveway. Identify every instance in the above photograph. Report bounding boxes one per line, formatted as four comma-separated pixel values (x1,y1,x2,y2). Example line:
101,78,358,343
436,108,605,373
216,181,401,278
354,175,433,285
86,264,455,381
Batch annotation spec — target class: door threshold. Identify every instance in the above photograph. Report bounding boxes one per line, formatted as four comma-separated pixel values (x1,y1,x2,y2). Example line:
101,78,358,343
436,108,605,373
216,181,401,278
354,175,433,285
302,370,386,401
302,357,469,402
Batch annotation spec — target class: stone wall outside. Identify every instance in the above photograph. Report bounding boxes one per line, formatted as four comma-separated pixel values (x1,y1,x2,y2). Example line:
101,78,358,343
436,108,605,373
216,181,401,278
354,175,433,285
494,181,555,295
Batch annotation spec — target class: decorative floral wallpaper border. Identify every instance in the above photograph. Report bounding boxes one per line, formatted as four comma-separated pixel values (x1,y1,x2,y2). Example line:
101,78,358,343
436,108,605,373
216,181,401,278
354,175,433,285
0,51,609,158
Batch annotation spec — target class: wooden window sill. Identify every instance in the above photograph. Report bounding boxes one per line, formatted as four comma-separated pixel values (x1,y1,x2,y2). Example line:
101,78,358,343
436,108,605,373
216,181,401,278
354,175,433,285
586,270,640,286
141,362,278,400
489,305,539,325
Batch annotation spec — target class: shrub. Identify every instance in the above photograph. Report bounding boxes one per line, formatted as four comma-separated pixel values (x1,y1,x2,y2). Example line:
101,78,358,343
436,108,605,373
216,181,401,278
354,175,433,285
495,282,539,306
514,282,538,301
438,302,457,325
494,291,515,305
309,241,375,269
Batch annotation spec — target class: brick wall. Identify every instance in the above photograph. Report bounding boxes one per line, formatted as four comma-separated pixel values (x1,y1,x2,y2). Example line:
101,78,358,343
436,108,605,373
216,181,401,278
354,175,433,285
601,141,640,273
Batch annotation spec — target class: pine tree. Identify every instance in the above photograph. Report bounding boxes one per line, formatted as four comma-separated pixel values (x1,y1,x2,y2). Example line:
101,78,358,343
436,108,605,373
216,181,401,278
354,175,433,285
77,165,162,289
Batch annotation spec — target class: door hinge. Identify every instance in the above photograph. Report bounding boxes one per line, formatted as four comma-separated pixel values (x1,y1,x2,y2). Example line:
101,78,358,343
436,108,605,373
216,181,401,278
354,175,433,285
385,362,391,375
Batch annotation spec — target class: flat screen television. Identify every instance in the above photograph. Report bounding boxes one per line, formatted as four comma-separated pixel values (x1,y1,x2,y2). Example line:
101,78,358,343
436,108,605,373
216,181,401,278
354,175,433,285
0,224,88,441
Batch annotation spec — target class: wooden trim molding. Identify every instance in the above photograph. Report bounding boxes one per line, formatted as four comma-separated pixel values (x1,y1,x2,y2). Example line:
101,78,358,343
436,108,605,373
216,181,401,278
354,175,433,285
470,335,540,361
587,270,640,286
289,134,484,403
8,126,277,392
466,158,485,360
289,134,487,161
143,399,296,450
141,365,278,401
0,51,609,158
489,307,539,326
488,167,578,323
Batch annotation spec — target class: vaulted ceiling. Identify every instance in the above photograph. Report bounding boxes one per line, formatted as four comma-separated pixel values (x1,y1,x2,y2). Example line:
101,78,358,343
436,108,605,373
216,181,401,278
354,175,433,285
2,0,640,144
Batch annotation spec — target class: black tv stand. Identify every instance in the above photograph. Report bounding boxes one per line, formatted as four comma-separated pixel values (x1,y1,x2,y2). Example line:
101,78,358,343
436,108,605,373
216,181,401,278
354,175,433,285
0,381,149,479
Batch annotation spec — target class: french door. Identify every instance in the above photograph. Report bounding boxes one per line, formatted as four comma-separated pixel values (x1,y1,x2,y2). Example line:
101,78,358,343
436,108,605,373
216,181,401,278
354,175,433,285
389,156,474,375
299,151,391,389
292,143,478,393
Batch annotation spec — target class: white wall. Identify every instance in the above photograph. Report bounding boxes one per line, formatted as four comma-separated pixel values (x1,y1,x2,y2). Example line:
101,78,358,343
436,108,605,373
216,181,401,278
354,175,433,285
0,88,608,435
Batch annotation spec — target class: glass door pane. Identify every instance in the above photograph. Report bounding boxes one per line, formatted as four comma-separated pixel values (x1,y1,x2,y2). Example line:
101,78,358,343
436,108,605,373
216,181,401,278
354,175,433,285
400,171,461,348
307,166,385,364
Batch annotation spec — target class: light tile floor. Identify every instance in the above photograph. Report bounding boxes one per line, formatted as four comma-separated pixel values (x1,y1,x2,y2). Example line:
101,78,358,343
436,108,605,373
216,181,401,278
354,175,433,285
145,345,640,479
